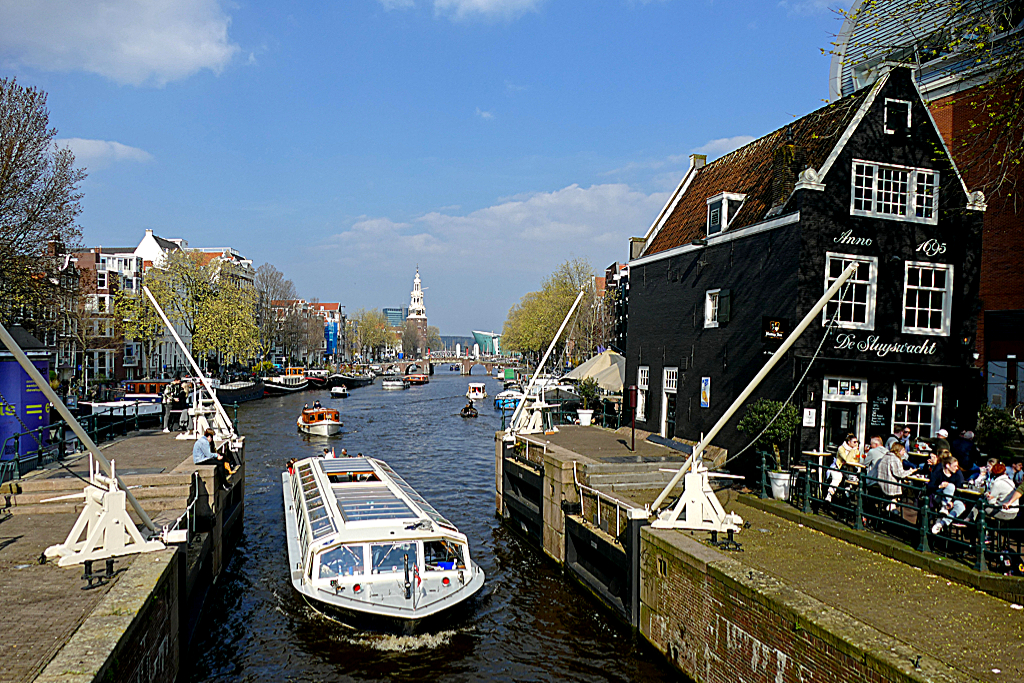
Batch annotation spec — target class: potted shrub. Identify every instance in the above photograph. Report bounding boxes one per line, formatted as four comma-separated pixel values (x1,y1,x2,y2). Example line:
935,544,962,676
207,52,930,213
737,398,800,499
576,377,600,427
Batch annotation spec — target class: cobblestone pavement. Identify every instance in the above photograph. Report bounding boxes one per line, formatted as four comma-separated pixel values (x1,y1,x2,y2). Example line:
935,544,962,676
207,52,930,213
0,512,136,683
713,492,1024,683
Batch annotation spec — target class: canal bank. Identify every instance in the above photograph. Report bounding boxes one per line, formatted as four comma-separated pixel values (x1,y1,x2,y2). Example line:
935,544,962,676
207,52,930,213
1,429,244,683
496,424,1024,683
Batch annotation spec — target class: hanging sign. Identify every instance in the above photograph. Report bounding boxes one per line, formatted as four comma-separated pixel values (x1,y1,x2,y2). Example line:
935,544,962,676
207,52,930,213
762,316,789,347
802,408,816,427
700,377,711,408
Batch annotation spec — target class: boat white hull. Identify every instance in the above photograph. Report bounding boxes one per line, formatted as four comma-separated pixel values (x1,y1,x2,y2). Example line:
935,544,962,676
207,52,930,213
282,473,484,632
297,421,342,436
382,381,408,390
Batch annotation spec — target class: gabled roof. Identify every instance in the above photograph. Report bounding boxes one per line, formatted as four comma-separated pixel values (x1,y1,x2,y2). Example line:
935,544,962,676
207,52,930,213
315,303,340,311
641,86,874,258
154,235,181,251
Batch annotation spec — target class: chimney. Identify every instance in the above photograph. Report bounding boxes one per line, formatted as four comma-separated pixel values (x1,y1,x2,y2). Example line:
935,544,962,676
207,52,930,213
689,154,707,170
145,229,153,236
771,127,805,208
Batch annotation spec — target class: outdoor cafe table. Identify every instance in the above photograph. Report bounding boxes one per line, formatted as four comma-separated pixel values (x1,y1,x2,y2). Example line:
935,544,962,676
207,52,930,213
802,451,832,483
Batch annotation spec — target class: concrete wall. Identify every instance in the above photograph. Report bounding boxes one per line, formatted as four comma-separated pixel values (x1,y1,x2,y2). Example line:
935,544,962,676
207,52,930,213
35,549,182,683
640,527,968,683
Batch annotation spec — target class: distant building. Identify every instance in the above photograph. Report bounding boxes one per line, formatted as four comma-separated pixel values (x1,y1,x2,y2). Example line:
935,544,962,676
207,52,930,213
605,262,629,354
310,302,348,363
406,268,428,357
472,331,501,356
383,307,409,327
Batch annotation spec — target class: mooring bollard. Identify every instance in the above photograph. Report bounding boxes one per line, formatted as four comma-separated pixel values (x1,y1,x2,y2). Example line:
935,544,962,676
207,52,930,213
802,462,812,513
759,451,768,499
917,496,931,554
975,508,988,573
854,473,865,531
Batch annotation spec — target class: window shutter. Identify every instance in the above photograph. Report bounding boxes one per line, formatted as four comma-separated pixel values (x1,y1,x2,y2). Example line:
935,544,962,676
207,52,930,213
719,289,731,323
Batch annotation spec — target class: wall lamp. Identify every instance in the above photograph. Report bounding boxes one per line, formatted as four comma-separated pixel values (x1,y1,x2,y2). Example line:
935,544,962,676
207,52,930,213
691,238,709,247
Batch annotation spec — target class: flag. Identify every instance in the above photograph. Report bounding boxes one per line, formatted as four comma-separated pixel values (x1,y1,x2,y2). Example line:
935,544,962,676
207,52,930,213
413,562,421,587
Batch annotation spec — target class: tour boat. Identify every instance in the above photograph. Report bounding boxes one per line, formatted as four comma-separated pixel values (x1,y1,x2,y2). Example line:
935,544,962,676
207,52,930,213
381,378,408,390
264,367,310,395
406,374,429,385
330,385,349,399
466,383,487,402
297,407,343,436
493,390,524,411
282,455,485,632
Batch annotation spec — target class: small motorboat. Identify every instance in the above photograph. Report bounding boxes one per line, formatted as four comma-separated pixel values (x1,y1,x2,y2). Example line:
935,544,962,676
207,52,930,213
330,385,349,399
460,403,478,418
466,382,487,402
282,454,485,632
297,407,343,436
406,374,429,385
382,378,408,390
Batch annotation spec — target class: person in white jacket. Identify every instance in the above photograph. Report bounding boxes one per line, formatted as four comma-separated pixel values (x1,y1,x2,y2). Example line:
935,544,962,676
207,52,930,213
985,463,1019,521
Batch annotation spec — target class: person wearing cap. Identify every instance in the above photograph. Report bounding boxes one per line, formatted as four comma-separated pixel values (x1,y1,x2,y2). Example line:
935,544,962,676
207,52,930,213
929,428,951,454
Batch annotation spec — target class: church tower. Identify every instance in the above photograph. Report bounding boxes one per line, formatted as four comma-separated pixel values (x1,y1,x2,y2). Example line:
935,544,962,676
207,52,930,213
407,267,428,356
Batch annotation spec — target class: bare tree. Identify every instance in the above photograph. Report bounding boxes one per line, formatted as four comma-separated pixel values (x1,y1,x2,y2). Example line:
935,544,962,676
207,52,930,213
254,263,297,356
0,78,87,326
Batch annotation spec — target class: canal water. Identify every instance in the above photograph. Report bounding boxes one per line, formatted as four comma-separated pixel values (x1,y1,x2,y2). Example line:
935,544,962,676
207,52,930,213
189,370,684,682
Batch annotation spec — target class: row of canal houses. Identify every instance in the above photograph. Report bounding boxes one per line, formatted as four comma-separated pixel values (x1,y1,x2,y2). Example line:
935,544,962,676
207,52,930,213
618,65,994,463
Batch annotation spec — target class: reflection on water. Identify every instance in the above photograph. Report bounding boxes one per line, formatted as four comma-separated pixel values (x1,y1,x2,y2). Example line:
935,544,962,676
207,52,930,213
189,371,684,682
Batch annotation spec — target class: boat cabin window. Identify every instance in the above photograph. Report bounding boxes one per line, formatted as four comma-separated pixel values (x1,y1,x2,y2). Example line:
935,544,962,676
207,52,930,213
319,544,365,578
327,471,380,484
423,540,465,571
371,542,418,574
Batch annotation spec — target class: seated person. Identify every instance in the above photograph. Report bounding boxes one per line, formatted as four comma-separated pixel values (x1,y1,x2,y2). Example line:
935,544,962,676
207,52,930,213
928,454,966,535
863,436,887,472
969,457,1000,490
914,451,940,477
983,463,1019,521
871,442,915,513
825,434,860,503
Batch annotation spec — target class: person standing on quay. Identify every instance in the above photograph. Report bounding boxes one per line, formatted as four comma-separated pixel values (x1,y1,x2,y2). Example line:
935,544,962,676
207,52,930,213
163,378,183,433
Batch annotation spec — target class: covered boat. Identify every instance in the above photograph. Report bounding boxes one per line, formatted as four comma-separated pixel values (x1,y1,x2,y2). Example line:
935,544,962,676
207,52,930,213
330,385,349,399
381,377,408,390
264,367,310,395
465,383,487,401
493,389,524,411
297,407,342,436
282,455,485,632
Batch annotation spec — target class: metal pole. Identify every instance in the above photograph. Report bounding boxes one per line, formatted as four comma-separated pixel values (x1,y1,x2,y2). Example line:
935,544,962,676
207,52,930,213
0,321,157,532
141,286,235,436
507,290,586,435
650,262,860,512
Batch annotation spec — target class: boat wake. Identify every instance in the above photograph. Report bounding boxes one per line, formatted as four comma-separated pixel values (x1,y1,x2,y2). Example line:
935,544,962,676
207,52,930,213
342,628,470,652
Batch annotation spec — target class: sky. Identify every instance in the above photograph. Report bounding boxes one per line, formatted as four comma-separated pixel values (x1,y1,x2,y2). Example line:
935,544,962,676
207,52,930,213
0,0,850,336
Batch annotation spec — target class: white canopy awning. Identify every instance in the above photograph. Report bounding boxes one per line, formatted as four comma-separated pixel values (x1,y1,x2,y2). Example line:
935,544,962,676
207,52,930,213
562,350,625,393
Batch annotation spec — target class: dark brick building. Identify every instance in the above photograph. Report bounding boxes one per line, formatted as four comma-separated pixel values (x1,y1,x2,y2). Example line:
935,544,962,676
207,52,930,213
625,66,986,466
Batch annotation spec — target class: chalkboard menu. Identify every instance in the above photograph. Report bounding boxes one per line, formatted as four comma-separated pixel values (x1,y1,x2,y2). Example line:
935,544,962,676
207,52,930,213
869,387,891,428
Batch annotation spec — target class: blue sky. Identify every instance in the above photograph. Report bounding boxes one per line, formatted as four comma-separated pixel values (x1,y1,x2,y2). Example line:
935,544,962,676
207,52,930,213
0,0,848,335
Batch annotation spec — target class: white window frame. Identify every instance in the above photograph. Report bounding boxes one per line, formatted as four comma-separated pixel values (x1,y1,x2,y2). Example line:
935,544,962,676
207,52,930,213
96,271,107,289
706,192,746,236
704,289,720,328
637,366,649,422
892,382,942,439
660,367,679,439
883,98,911,135
902,261,954,336
823,252,878,331
819,376,868,454
850,159,939,225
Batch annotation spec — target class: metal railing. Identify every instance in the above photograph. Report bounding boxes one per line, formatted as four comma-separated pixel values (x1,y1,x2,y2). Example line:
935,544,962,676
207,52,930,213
498,397,625,431
0,402,157,484
774,460,1024,573
573,461,643,541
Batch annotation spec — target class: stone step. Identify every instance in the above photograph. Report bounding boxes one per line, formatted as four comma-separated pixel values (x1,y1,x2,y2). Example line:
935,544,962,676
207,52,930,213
16,471,193,493
584,461,688,474
7,495,189,516
587,472,676,487
10,484,192,506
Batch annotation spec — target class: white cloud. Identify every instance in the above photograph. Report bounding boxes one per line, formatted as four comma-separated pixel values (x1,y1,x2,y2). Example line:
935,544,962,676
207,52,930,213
377,0,416,9
475,107,495,119
54,138,153,169
326,183,666,264
434,0,544,20
778,0,837,16
0,0,240,86
691,135,756,160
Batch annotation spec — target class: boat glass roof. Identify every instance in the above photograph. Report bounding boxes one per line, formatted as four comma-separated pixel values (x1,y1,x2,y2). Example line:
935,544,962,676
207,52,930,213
332,485,416,522
374,461,457,531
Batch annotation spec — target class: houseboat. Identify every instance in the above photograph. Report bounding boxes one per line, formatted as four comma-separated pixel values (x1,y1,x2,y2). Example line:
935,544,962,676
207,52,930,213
282,455,485,632
264,367,310,395
297,407,343,436
306,369,329,389
217,378,265,404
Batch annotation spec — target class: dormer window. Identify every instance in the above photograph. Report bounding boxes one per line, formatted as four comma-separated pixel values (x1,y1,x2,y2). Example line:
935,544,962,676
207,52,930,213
706,192,747,236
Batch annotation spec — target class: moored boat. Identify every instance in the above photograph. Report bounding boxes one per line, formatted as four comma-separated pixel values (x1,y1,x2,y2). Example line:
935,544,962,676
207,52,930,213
307,369,329,389
264,367,310,395
282,455,485,632
297,407,343,436
217,379,265,404
493,390,524,411
338,373,375,389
